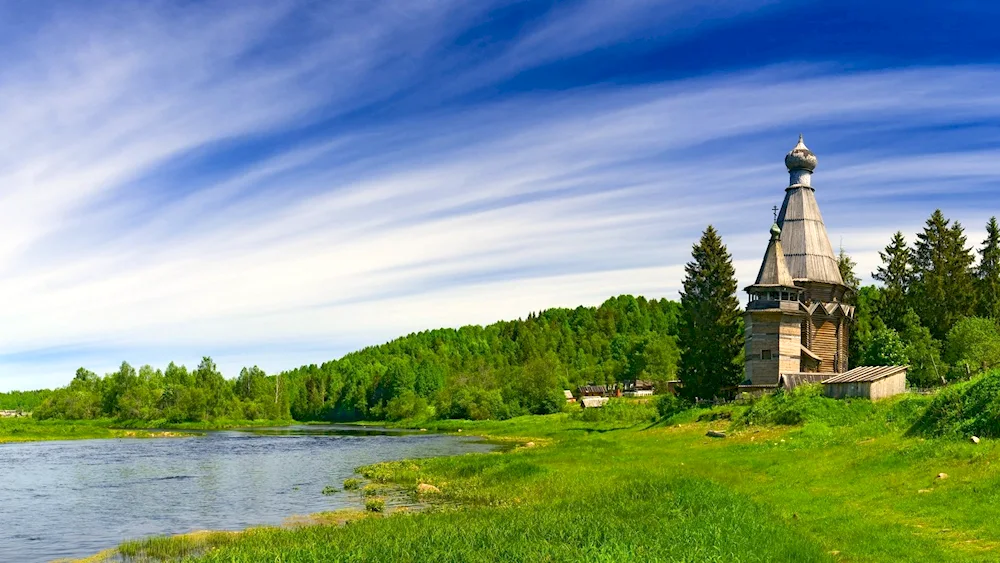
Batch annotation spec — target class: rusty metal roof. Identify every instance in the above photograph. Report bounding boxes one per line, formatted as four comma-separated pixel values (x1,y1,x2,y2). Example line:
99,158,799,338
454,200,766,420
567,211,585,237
821,365,908,384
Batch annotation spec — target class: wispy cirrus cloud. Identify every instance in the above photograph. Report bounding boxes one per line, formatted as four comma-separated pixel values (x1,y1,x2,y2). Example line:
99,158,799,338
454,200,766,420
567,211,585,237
1,1,999,390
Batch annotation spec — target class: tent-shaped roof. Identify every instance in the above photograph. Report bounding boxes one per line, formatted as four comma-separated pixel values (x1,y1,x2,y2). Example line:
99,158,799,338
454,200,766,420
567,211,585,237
750,224,799,289
776,137,845,286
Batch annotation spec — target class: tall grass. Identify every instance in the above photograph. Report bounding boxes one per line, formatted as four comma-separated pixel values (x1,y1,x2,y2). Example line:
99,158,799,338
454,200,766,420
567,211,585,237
910,369,1000,438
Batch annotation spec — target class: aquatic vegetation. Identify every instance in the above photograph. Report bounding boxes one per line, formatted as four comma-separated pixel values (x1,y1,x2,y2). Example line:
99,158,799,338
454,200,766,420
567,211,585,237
364,497,386,513
321,486,338,496
342,478,361,490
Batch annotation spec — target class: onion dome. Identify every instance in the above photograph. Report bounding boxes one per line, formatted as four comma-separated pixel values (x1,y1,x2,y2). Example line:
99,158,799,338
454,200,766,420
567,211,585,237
784,134,817,172
770,222,781,240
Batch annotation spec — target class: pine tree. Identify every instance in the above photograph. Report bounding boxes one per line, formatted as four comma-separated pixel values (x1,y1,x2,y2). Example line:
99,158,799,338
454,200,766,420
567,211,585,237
872,232,913,331
911,210,977,340
678,226,743,400
977,217,1000,320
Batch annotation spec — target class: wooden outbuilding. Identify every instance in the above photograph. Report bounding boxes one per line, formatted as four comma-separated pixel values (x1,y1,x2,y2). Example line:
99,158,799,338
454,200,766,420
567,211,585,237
580,396,609,409
577,385,607,397
821,366,908,400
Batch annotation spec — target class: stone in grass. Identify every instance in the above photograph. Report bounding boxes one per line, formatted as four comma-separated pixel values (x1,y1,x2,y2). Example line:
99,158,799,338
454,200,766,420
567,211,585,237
972,436,981,444
706,430,726,438
936,473,948,480
416,483,441,495
524,441,536,448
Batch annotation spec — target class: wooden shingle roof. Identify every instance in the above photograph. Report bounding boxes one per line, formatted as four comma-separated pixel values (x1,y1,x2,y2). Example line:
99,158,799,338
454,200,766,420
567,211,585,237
776,137,845,287
821,366,908,384
752,224,799,288
777,186,844,286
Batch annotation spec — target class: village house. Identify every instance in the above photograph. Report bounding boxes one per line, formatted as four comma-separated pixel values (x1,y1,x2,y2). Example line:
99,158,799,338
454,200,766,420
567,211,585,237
741,136,906,400
622,380,655,397
577,384,607,397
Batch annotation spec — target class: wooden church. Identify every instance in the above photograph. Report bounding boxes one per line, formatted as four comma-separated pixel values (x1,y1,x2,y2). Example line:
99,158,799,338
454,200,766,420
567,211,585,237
740,136,857,394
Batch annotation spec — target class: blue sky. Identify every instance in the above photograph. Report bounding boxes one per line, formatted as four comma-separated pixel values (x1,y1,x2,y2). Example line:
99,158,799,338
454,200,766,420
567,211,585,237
2,0,1000,390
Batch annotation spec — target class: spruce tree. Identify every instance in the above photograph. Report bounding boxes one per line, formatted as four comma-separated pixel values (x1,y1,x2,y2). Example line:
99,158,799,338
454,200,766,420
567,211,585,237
977,217,1000,320
678,226,743,400
837,246,860,304
872,231,913,331
911,210,977,340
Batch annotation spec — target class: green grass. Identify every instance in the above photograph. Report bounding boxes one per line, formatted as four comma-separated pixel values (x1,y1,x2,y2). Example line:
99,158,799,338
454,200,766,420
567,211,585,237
89,391,1000,561
0,417,295,444
911,370,1000,439
0,418,191,443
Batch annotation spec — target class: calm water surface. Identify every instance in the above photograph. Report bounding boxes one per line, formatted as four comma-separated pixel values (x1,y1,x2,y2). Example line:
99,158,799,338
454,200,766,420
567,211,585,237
0,425,497,562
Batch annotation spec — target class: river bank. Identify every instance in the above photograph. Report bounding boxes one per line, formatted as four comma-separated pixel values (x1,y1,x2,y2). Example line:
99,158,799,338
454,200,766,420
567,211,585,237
85,395,1000,562
0,417,296,444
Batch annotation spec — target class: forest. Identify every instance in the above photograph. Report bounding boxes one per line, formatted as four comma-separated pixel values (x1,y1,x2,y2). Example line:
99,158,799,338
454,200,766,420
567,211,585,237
5,208,1000,423
2,296,681,423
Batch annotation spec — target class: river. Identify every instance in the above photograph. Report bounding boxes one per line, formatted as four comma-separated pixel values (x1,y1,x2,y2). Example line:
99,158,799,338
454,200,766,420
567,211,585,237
0,425,496,562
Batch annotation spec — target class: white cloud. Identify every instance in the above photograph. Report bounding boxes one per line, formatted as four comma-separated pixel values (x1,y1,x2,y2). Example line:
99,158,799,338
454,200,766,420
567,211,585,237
2,2,1000,389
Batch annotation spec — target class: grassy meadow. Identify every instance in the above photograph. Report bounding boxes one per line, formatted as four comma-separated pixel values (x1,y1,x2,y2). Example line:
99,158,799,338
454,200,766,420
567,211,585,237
91,385,1000,563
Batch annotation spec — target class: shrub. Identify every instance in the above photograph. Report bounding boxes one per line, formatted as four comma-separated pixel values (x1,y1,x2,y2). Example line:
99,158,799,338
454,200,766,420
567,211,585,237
734,385,838,428
343,478,362,491
576,398,657,424
365,497,386,513
655,394,690,420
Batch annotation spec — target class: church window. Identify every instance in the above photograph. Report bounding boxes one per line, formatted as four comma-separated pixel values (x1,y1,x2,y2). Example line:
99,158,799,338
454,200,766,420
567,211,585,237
761,350,772,360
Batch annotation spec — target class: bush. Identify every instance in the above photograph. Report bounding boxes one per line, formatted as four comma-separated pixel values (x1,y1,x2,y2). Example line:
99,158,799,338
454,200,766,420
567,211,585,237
655,394,690,420
365,497,386,513
736,386,816,428
343,478,362,491
575,398,657,424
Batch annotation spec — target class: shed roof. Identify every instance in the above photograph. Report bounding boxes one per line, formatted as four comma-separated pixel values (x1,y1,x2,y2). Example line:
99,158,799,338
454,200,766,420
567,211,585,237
821,365,908,384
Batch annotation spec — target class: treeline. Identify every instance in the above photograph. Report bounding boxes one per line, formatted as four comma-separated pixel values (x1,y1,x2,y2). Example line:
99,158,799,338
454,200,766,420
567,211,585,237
11,296,681,423
852,211,1000,386
29,359,290,422
279,295,680,421
0,389,52,411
